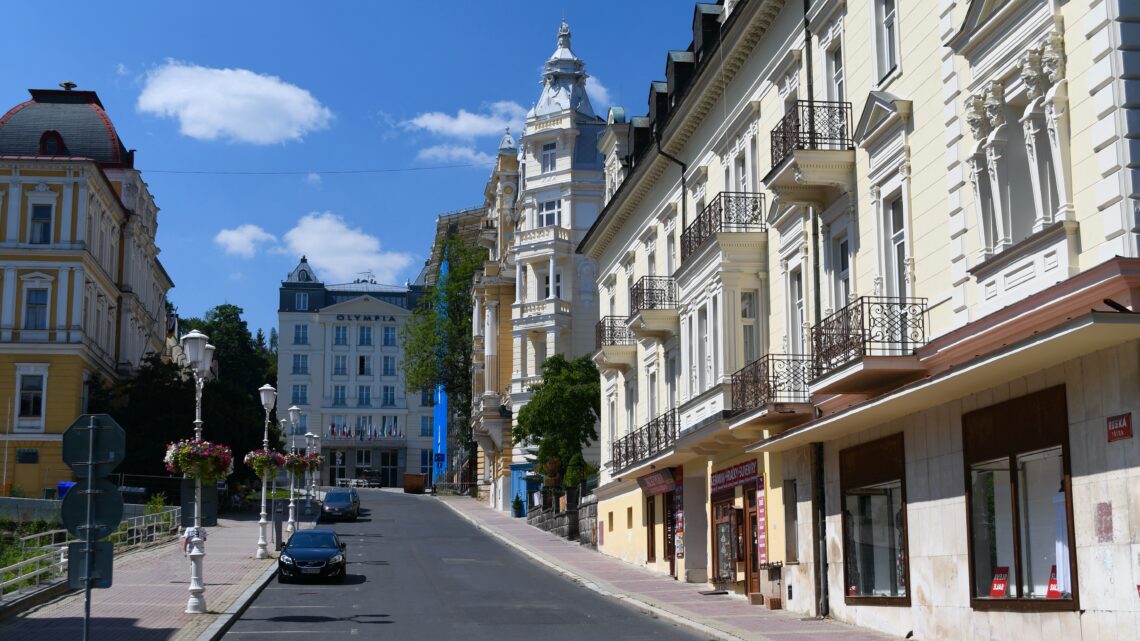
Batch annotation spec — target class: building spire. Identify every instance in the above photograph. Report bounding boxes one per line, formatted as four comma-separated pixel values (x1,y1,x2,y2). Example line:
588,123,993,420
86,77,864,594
529,21,595,119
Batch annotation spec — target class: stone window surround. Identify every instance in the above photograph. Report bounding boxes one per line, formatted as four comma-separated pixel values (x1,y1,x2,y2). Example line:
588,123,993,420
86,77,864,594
14,363,49,432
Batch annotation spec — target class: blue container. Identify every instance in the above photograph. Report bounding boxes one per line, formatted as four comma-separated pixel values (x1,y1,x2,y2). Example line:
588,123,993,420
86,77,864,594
57,481,77,499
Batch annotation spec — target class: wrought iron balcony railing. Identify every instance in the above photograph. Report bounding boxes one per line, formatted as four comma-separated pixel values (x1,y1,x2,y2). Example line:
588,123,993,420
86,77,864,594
730,353,813,413
611,409,678,473
770,100,854,170
629,276,677,317
596,316,635,350
680,191,766,262
811,296,928,378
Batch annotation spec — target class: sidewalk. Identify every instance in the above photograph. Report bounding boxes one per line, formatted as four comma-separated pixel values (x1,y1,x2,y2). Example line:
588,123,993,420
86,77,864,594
0,511,286,641
440,496,893,641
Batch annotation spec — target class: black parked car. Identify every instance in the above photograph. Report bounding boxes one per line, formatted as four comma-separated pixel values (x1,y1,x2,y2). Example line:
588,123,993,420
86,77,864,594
321,489,359,521
278,529,346,583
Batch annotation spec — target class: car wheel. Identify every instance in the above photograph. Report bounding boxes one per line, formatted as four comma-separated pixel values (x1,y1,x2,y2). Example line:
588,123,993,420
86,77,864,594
277,573,289,584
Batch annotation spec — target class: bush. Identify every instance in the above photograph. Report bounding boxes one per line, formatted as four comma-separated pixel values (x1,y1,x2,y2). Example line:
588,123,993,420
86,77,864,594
562,453,587,489
144,492,168,515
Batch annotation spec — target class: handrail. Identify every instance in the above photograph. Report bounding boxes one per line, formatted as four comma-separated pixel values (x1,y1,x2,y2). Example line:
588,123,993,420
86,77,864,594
811,296,928,378
680,191,766,262
770,99,854,169
629,276,678,316
611,409,678,473
730,353,813,413
596,316,635,349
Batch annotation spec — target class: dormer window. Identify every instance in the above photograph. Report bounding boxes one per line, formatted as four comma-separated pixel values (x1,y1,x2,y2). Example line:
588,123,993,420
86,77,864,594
39,131,66,156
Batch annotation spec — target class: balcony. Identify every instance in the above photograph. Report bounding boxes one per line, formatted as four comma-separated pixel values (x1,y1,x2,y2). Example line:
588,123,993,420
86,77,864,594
611,409,678,474
478,219,497,249
811,296,928,393
729,354,814,432
512,298,572,331
594,316,636,371
323,426,405,443
680,192,766,263
628,276,679,338
765,100,855,206
513,225,573,257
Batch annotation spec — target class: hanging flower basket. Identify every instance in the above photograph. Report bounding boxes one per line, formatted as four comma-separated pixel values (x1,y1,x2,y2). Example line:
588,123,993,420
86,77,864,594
165,439,234,482
284,452,309,477
305,452,323,472
244,449,285,478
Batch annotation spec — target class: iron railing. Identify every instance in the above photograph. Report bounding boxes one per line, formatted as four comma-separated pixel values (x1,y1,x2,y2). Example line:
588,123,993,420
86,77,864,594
680,191,766,262
629,276,678,316
811,296,928,379
770,100,854,169
611,409,678,473
731,353,814,413
596,316,635,349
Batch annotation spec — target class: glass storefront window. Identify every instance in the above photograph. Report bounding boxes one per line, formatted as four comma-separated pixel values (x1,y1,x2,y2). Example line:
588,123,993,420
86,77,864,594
843,479,906,598
970,458,1016,599
1018,447,1068,599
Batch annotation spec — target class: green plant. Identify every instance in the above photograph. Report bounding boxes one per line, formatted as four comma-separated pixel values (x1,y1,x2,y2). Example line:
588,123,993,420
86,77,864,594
468,486,478,498
165,439,234,482
144,492,168,515
512,494,523,514
245,449,286,478
562,452,587,489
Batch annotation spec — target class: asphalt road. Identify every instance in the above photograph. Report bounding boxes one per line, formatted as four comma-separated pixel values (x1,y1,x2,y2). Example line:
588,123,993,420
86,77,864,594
223,489,708,640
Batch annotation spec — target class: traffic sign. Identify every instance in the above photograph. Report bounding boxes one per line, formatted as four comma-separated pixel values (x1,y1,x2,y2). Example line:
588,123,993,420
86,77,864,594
62,414,126,478
68,541,113,589
61,478,124,540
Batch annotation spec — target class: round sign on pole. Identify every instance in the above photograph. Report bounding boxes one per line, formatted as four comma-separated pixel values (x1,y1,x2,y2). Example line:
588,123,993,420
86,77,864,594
61,478,125,540
62,414,126,478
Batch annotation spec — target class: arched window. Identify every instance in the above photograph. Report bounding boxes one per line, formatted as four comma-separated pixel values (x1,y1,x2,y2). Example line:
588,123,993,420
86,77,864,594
39,131,66,156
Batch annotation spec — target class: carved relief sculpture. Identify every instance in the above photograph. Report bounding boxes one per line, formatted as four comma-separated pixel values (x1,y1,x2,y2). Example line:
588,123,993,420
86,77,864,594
965,94,996,259
984,82,1012,251
1020,48,1056,232
1042,26,1073,221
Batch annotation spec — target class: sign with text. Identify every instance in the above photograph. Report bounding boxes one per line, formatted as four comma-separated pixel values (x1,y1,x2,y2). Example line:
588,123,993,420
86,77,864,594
1107,413,1133,442
989,566,1009,598
710,459,758,494
1046,565,1061,599
637,469,676,497
756,476,767,566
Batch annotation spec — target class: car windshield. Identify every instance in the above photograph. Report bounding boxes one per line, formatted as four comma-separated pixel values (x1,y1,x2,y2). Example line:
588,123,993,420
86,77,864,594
289,532,338,549
325,493,351,505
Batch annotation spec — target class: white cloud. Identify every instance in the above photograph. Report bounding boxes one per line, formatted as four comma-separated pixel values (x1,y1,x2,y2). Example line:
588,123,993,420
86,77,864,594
402,101,525,139
282,212,412,284
305,172,322,187
115,63,130,77
415,145,495,165
586,76,611,110
137,61,332,144
214,224,278,258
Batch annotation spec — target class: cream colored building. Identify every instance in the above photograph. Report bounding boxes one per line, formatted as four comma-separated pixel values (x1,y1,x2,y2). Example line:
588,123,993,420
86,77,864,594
581,1,1140,639
0,87,172,496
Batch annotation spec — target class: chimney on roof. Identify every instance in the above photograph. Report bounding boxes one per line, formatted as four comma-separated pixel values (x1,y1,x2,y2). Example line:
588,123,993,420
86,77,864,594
59,81,77,91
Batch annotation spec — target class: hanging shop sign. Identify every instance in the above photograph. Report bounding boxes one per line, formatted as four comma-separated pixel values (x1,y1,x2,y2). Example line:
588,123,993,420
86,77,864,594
756,476,767,566
673,467,684,560
710,459,758,494
637,468,676,496
1107,413,1133,442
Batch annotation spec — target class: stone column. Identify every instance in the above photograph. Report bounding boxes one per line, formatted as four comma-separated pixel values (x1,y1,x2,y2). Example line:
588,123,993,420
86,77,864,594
548,255,557,299
56,267,69,342
70,268,84,342
5,182,21,242
1,268,16,340
484,301,498,394
515,262,523,304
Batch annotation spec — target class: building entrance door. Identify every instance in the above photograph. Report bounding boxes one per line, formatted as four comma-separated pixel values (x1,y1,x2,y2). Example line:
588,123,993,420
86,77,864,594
744,481,761,595
379,449,399,487
330,450,347,485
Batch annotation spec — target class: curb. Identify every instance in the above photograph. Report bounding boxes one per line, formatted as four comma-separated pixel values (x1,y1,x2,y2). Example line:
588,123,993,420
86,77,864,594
436,497,748,641
194,562,278,641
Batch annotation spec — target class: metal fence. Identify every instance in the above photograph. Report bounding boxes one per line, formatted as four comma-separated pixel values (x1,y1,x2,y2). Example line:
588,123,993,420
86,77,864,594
811,296,928,378
611,409,678,474
595,316,635,349
730,353,813,413
629,276,678,316
680,192,766,262
770,99,854,169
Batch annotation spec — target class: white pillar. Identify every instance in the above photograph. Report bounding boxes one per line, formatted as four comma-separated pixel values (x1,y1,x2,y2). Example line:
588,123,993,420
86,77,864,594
473,295,483,337
547,256,556,299
56,267,69,342
5,182,20,242
60,182,73,244
515,262,522,304
70,268,84,341
75,183,88,244
484,301,498,394
1,268,15,340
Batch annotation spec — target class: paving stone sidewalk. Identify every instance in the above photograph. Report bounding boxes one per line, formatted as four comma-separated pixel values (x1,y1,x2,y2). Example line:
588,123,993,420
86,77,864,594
0,513,280,641
441,496,894,641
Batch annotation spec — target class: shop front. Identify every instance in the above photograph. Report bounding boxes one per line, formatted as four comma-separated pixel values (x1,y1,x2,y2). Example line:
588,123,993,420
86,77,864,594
709,458,767,599
637,467,682,578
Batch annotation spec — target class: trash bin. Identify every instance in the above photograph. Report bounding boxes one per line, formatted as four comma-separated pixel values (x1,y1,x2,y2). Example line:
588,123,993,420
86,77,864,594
403,473,425,494
58,481,77,499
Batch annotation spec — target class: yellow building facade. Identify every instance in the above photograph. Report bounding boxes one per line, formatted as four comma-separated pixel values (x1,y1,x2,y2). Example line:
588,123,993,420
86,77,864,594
0,88,172,496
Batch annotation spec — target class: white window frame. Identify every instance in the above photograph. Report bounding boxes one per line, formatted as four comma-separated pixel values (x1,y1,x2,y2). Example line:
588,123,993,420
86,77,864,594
884,190,909,300
333,325,347,346
741,290,759,364
538,200,562,228
358,325,373,347
333,354,347,376
540,142,557,173
382,355,396,377
788,266,806,355
295,292,309,311
834,235,851,307
420,415,432,437
828,43,846,103
293,324,308,345
23,286,49,330
333,385,347,406
382,385,396,407
29,204,53,245
382,326,397,347
292,383,308,405
873,0,901,86
292,354,308,375
543,273,562,299
358,355,372,376
358,385,371,406
15,364,49,432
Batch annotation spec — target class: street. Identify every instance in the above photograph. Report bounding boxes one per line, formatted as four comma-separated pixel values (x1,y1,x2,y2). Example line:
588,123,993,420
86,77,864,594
224,490,707,640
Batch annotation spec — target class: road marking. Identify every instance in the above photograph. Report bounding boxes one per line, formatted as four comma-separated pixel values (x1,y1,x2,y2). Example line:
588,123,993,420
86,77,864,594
227,632,326,635
247,605,335,609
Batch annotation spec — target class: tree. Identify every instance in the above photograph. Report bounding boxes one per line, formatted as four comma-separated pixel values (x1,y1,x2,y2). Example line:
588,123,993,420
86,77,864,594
401,233,485,460
513,354,600,477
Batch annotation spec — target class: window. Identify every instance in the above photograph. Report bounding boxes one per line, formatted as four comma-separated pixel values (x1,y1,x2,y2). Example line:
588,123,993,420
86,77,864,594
382,326,397,347
784,480,799,562
829,46,845,102
39,131,65,155
666,232,676,275
627,507,633,530
30,205,52,244
292,354,309,375
840,433,908,603
608,511,614,532
538,200,561,227
291,384,308,405
329,415,347,438
963,386,1075,609
697,307,708,391
741,291,759,364
382,386,396,407
875,0,899,82
333,354,347,376
23,288,48,329
789,268,805,354
358,355,372,376
358,386,371,406
295,293,309,311
293,324,308,345
334,326,348,346
356,449,372,468
18,375,44,418
16,448,39,464
420,389,434,406
420,449,431,474
543,273,561,299
420,416,433,437
886,195,908,299
541,142,557,173
359,326,373,346
382,356,396,377
333,385,346,406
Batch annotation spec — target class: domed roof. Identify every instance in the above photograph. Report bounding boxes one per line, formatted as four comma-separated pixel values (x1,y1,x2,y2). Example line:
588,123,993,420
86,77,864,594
0,88,132,167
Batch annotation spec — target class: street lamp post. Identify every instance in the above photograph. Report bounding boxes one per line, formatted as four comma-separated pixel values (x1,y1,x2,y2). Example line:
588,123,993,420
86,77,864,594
285,406,300,533
256,384,276,560
181,329,215,615
303,432,315,516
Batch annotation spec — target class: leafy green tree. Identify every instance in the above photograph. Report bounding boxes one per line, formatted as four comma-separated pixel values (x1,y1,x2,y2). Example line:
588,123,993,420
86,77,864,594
513,355,600,477
401,233,485,460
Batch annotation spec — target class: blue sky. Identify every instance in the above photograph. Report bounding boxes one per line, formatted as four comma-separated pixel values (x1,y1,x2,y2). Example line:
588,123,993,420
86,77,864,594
2,1,697,336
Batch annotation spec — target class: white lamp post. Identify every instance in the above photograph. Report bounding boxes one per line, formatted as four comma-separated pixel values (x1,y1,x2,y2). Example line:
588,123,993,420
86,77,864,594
256,384,276,559
303,432,315,516
180,329,213,615
285,405,300,533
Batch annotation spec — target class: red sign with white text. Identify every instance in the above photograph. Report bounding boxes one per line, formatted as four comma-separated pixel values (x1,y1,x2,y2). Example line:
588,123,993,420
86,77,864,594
989,566,1009,598
1108,413,1133,442
1046,565,1061,599
756,476,767,566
